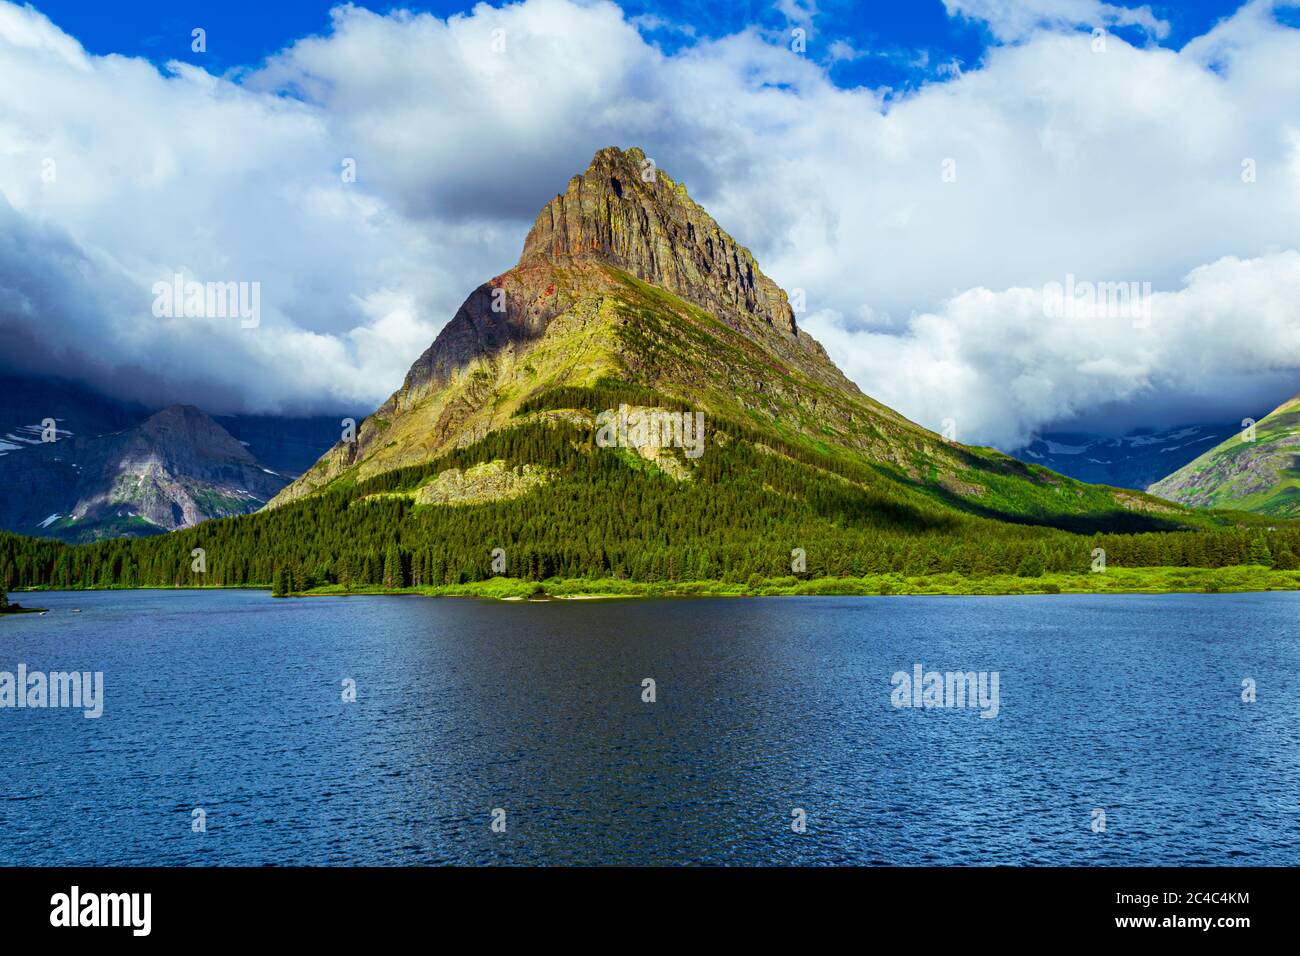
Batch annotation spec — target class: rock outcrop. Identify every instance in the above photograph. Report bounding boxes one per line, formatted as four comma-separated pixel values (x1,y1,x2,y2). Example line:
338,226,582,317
521,146,798,338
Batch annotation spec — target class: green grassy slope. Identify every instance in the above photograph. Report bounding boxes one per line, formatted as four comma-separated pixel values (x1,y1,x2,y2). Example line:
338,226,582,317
1149,396,1300,517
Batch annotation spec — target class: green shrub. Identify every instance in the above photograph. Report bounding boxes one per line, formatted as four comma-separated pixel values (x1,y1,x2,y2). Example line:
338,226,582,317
1016,555,1045,578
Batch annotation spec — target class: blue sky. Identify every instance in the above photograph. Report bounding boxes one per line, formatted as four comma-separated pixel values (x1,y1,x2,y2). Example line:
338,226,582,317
33,0,1250,90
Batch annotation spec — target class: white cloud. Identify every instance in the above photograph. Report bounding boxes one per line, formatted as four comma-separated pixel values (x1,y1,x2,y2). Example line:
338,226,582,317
0,3,457,413
805,251,1300,448
943,0,1170,42
1,0,1299,450
776,0,819,28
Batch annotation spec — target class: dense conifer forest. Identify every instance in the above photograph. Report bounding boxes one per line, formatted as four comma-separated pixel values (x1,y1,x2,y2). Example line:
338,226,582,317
1,384,1295,595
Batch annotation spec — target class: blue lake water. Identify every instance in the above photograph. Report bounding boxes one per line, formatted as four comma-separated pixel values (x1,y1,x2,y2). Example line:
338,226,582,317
1,589,1297,865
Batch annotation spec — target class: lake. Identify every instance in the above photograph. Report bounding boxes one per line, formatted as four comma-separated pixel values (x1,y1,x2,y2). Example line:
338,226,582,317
1,589,1297,865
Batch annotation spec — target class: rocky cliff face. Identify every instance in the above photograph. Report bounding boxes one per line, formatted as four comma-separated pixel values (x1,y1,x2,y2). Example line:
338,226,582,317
522,146,798,337
1148,395,1300,517
390,148,847,401
0,404,289,541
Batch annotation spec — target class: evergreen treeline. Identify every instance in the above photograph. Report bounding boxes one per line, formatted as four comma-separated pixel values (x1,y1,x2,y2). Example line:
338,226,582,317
1,406,1295,593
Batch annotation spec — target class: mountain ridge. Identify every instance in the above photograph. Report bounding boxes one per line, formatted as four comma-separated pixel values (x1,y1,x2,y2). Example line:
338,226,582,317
1012,422,1240,491
0,403,289,542
1148,394,1300,516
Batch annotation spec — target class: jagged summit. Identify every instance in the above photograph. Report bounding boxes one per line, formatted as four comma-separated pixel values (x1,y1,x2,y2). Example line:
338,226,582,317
137,404,258,463
394,147,841,406
522,147,798,337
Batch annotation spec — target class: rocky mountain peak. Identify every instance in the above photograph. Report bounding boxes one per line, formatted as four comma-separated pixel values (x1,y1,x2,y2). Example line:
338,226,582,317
138,404,256,463
0,400,287,541
521,146,798,337
267,146,862,509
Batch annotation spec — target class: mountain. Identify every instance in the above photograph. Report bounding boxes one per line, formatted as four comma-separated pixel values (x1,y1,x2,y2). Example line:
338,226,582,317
0,404,290,542
0,371,360,541
271,145,851,503
0,371,356,477
10,146,1275,597
1012,423,1238,491
270,146,1188,533
1148,395,1300,516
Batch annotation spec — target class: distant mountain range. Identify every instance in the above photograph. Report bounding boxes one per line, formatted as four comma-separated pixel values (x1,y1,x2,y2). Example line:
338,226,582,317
213,413,355,477
1010,424,1239,491
0,373,355,542
0,404,289,541
1149,395,1300,517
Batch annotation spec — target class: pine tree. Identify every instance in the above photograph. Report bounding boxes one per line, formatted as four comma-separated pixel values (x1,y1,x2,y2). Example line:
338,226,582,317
1246,537,1274,568
383,544,405,589
272,566,288,598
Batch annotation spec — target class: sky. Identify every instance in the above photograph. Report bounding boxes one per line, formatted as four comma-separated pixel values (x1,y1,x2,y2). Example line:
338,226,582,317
2,0,1300,449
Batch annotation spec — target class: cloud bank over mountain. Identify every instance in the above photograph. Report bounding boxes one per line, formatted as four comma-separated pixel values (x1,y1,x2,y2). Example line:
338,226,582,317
2,0,1299,445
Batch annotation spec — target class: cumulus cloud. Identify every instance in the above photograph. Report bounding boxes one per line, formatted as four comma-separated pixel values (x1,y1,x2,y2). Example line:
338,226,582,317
805,251,1300,448
2,0,1299,448
0,2,450,413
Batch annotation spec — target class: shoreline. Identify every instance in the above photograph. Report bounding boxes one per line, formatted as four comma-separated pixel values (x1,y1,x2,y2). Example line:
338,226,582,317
14,566,1298,600
298,567,1300,599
